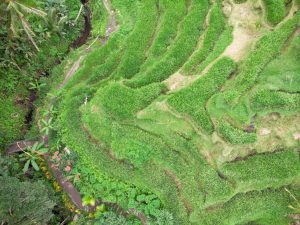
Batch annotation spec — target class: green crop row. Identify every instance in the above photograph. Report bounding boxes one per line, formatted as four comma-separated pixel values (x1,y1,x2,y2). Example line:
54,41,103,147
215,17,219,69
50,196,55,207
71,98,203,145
262,0,286,25
90,0,108,37
195,188,295,224
86,50,121,84
138,0,186,74
64,0,139,89
113,0,159,79
251,89,300,112
194,27,233,74
94,82,165,120
221,150,300,192
182,1,226,75
257,33,300,94
126,0,209,87
213,15,299,108
84,83,235,213
168,57,236,134
218,121,256,144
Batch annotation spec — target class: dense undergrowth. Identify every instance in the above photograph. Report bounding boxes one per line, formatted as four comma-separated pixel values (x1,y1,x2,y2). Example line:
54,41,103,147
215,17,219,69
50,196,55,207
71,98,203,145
2,0,300,224
0,0,84,148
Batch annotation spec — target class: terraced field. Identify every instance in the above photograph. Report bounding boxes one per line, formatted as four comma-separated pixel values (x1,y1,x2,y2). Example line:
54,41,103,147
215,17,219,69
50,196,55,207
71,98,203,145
44,0,300,224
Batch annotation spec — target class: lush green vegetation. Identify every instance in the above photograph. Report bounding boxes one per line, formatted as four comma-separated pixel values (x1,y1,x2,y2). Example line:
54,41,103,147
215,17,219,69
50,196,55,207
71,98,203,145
1,0,300,224
0,0,83,148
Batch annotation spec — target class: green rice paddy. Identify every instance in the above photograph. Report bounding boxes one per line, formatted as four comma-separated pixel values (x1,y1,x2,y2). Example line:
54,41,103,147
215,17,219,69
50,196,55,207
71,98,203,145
45,0,300,224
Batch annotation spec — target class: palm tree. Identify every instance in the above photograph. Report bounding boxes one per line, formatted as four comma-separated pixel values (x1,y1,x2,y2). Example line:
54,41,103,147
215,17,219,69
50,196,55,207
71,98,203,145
2,0,47,51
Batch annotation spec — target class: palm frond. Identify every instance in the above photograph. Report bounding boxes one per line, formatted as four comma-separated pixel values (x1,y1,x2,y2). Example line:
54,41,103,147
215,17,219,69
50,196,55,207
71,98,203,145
15,1,46,17
21,17,40,51
10,11,19,37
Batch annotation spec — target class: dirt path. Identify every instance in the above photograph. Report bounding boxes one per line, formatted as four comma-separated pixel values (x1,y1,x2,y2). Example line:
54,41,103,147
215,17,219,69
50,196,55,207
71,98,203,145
6,140,36,154
222,0,266,61
101,0,118,44
57,56,84,89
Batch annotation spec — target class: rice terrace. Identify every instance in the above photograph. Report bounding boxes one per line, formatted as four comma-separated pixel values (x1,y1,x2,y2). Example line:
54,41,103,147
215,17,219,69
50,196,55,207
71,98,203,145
1,0,300,224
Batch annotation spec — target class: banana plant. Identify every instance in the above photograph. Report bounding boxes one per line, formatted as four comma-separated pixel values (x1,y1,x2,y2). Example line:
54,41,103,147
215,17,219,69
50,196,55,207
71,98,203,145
29,78,46,91
19,141,49,173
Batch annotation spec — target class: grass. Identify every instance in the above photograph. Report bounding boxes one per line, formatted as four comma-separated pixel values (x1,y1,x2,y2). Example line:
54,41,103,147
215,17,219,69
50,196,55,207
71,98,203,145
0,94,27,149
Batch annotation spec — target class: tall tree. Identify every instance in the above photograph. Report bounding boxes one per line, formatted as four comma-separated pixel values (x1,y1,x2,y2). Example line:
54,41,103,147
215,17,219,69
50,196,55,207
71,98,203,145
0,176,56,225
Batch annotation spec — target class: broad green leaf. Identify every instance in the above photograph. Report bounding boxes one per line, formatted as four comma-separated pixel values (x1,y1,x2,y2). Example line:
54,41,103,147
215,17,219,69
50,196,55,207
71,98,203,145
37,142,44,150
31,159,39,171
23,160,30,173
31,142,38,151
38,148,49,154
